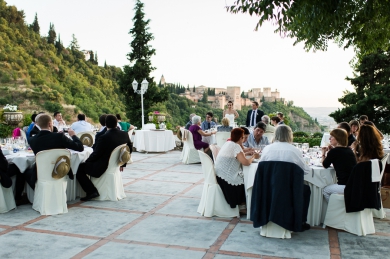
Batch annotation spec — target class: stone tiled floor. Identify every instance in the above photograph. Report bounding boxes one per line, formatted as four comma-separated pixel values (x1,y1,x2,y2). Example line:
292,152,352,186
1,150,389,259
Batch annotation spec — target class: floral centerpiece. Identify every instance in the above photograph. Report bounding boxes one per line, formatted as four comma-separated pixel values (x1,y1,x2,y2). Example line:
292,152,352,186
2,104,23,125
148,111,166,123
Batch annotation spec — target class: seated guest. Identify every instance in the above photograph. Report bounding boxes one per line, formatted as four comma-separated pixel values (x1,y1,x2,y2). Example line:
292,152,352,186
77,115,132,201
353,124,384,162
29,112,58,138
349,120,359,139
262,115,275,133
116,114,135,132
240,127,254,155
215,128,260,211
189,115,216,153
321,129,357,202
260,125,311,230
92,114,107,150
337,122,355,146
243,122,269,149
28,114,84,188
277,112,285,125
26,113,38,142
363,120,384,139
359,115,368,125
270,116,280,128
217,118,233,132
71,114,93,134
53,111,66,131
185,113,196,130
0,147,12,189
201,112,217,131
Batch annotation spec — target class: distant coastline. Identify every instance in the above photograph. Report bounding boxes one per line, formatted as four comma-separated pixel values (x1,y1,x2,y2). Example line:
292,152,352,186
302,107,339,130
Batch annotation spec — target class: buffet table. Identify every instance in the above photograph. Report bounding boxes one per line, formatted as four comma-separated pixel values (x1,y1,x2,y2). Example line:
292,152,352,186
133,130,176,153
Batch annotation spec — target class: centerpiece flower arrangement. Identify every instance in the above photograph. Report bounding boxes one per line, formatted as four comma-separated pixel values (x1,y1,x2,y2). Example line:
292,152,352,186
2,104,23,125
3,104,18,112
148,111,166,123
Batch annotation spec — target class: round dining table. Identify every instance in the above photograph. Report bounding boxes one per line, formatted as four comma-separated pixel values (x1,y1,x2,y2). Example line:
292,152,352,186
133,129,176,153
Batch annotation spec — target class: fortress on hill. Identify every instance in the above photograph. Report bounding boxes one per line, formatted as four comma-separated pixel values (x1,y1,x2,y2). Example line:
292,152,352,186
159,75,286,111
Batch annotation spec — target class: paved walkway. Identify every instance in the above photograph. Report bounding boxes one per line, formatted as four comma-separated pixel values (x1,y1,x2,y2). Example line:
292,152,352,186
0,150,389,259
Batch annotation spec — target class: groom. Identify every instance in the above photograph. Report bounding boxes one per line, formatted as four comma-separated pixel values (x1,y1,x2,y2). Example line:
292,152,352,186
246,101,264,127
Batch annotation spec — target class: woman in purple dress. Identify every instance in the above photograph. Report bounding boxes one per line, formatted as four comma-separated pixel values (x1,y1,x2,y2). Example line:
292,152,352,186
189,115,216,153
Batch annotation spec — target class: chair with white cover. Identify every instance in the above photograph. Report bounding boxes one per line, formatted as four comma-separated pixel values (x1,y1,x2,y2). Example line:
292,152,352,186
32,149,70,215
91,144,127,201
197,151,239,218
215,132,230,147
324,161,379,236
372,153,389,219
128,129,135,163
0,185,16,213
263,133,274,143
209,144,220,162
76,131,96,147
19,128,27,140
181,130,201,164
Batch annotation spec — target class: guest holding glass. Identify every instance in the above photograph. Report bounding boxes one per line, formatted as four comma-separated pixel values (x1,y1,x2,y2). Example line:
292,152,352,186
217,118,233,132
201,112,217,131
189,115,216,153
243,122,269,149
223,101,239,127
215,128,260,211
321,129,357,202
53,111,66,131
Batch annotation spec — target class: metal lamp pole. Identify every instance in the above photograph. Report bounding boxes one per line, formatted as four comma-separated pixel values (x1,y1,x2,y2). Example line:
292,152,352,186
132,79,149,129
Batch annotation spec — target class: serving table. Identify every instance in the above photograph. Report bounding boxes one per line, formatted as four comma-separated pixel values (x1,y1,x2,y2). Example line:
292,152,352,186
133,129,175,153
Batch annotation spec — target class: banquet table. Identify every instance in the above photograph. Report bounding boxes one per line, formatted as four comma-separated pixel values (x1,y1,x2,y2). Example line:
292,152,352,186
243,162,336,225
202,134,216,145
133,129,175,152
5,147,94,201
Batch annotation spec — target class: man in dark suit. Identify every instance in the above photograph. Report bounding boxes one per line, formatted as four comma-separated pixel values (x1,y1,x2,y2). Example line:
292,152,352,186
92,114,107,150
77,114,133,201
0,147,12,189
27,114,84,189
246,101,264,127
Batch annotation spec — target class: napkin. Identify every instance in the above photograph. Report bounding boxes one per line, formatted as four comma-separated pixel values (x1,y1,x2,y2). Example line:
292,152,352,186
371,159,381,182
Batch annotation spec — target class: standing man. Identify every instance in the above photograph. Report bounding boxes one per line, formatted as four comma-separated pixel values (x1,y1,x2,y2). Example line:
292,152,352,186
246,101,264,127
71,114,94,134
201,112,217,131
53,111,67,131
77,115,132,201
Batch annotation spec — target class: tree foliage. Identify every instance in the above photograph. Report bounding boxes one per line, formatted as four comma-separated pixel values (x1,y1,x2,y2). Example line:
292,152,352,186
119,0,168,127
31,12,39,33
47,22,56,44
330,50,390,132
227,0,390,58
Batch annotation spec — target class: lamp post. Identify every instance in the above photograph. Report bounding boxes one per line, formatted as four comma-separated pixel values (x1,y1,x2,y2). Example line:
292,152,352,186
132,79,149,128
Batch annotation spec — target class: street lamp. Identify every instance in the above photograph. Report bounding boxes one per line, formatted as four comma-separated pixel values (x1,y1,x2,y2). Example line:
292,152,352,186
132,79,149,128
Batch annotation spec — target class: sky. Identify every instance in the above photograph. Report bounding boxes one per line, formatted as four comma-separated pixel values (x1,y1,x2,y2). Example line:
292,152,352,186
6,0,356,108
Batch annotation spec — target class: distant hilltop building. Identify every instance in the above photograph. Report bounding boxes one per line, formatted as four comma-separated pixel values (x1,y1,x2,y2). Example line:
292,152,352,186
158,75,286,110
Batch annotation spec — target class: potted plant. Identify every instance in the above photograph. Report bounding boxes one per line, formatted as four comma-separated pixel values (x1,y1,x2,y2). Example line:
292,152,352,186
148,111,166,123
2,104,23,125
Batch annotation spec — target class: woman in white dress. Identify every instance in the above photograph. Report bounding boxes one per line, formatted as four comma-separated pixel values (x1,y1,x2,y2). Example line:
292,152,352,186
223,101,239,127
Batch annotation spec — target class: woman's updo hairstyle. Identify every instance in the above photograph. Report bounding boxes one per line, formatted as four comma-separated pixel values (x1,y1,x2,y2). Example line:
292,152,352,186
230,128,244,142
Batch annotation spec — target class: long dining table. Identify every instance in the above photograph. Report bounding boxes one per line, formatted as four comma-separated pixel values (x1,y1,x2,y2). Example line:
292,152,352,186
243,162,336,226
5,147,93,201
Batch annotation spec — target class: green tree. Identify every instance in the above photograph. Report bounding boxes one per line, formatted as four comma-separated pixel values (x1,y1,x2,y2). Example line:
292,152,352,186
69,34,80,51
227,1,390,58
201,91,208,103
55,34,64,52
31,12,39,33
330,50,390,132
119,0,168,127
94,51,98,64
89,51,94,62
47,23,56,44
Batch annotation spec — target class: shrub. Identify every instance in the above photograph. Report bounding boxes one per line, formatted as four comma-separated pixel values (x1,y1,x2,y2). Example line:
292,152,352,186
312,132,323,138
293,131,309,137
0,123,13,138
293,137,321,147
23,113,32,126
43,101,63,113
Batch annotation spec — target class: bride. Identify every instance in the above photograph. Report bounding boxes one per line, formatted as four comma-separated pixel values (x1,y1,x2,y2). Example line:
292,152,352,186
223,101,239,127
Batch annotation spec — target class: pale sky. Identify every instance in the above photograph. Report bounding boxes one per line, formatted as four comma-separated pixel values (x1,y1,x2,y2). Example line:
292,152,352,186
6,0,356,107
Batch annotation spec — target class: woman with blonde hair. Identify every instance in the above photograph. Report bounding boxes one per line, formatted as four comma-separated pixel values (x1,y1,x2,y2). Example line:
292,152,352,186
321,128,357,202
217,117,233,132
223,101,239,127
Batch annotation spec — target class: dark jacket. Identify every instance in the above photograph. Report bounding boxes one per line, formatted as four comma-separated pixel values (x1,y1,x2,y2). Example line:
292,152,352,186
29,130,84,155
251,161,304,232
344,160,381,213
29,125,58,139
92,127,107,150
246,109,264,127
84,128,132,178
0,147,12,188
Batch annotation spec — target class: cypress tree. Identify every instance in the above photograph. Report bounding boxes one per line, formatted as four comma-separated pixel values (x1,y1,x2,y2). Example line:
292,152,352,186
31,13,40,33
69,34,80,51
47,23,56,44
119,0,168,127
55,34,64,53
94,51,98,64
89,51,94,62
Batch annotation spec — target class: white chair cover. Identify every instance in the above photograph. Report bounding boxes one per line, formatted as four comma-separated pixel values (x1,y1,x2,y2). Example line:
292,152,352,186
372,153,389,219
181,130,201,164
324,194,375,236
215,132,230,147
26,183,34,204
209,144,220,162
127,129,135,164
260,221,292,239
197,151,239,218
143,123,156,130
32,149,70,215
76,131,96,145
263,133,274,143
0,185,16,213
91,144,127,201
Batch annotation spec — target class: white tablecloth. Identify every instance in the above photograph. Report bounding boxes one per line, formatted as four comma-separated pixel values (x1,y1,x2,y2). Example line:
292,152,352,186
133,130,175,152
202,135,216,145
243,163,336,225
320,133,330,147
